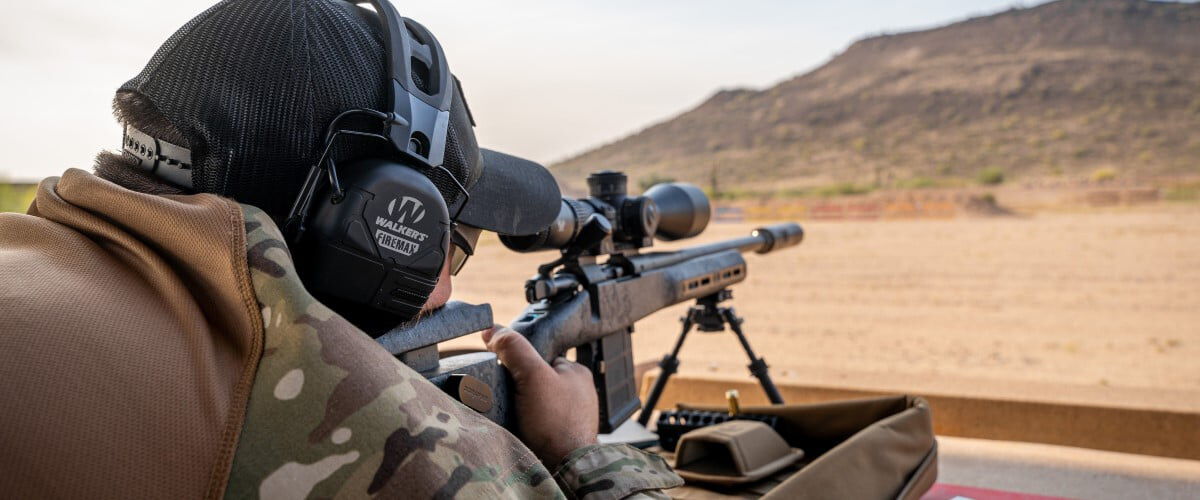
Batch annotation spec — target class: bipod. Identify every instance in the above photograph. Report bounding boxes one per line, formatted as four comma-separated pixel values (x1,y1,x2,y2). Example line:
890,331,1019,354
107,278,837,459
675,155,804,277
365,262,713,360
637,289,784,426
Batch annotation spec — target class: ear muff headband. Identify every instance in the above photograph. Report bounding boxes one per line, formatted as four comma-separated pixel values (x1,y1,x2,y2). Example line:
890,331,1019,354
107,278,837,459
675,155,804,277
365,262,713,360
351,0,453,168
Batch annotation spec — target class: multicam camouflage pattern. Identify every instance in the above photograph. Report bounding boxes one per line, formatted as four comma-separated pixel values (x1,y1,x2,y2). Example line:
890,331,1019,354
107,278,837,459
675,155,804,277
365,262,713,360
226,206,680,499
552,445,678,500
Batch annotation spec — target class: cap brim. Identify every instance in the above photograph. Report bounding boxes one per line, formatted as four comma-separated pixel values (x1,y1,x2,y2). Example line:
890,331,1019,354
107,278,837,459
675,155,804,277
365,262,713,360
451,148,562,236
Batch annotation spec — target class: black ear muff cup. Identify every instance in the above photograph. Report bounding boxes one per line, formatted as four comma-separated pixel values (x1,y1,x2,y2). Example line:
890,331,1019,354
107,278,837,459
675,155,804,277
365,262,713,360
300,158,451,320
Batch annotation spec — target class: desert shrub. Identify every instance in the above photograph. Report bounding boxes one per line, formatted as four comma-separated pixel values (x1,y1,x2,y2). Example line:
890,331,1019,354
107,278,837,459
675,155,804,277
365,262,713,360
1090,167,1118,183
778,187,812,198
1165,182,1200,202
709,188,762,201
976,167,1006,185
897,177,938,189
638,173,677,192
814,182,873,197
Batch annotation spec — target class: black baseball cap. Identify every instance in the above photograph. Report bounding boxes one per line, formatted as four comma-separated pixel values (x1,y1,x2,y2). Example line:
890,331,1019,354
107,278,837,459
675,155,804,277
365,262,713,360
119,0,559,236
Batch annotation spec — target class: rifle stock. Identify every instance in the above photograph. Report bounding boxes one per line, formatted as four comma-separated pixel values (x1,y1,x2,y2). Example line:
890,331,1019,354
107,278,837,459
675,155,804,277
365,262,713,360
511,250,748,361
508,223,801,431
394,223,802,432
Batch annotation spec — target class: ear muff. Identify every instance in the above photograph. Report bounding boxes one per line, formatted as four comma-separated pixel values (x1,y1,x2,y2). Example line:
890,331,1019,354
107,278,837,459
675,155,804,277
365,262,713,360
298,157,451,321
278,0,467,325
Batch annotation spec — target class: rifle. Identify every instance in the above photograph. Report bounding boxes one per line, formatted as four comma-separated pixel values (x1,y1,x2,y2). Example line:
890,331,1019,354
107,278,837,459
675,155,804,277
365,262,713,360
376,170,803,432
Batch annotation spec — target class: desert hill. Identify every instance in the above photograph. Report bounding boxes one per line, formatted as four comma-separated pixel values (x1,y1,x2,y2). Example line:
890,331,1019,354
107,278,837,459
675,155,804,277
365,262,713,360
550,0,1200,195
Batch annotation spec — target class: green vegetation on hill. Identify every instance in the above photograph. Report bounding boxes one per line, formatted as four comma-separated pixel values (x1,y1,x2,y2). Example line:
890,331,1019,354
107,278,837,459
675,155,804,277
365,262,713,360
0,183,37,213
976,167,1006,186
551,0,1200,193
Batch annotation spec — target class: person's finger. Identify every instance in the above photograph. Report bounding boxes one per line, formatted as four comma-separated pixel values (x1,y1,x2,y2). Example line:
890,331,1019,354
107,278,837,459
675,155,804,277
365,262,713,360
552,358,583,375
480,324,506,344
487,329,550,382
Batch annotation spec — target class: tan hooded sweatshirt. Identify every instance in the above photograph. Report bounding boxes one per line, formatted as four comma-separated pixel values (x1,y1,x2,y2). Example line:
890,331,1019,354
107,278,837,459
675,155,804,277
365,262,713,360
0,169,262,497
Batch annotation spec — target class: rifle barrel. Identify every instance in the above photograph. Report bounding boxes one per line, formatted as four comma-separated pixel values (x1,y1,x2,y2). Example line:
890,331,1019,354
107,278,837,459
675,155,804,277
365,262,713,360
627,222,803,273
524,223,802,302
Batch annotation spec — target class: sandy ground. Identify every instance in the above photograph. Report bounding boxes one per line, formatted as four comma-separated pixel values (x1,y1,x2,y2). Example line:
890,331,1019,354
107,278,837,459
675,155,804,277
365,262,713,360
447,206,1200,411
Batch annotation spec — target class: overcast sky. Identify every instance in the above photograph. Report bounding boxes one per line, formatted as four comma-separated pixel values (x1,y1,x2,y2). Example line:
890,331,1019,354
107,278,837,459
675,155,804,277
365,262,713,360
0,0,1057,182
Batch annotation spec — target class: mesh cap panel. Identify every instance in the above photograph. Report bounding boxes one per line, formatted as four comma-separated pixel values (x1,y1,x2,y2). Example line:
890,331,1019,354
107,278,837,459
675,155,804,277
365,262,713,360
121,0,479,217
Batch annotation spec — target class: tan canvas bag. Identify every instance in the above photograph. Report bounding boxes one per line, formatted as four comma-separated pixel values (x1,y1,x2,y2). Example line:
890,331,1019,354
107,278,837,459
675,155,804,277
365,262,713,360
668,395,937,499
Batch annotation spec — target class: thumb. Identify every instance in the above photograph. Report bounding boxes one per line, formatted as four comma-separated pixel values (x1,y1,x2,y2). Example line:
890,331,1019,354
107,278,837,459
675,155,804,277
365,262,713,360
485,327,550,383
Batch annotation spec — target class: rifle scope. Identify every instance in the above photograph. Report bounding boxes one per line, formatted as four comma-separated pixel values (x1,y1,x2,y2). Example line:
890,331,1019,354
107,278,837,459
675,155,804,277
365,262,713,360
500,171,711,253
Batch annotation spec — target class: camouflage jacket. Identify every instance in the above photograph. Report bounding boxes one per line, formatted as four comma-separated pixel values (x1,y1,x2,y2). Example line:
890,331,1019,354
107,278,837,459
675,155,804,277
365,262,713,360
227,206,681,499
0,171,677,498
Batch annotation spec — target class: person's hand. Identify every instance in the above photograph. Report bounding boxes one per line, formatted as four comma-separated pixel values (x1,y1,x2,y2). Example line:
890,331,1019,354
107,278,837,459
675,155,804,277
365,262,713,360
483,325,599,465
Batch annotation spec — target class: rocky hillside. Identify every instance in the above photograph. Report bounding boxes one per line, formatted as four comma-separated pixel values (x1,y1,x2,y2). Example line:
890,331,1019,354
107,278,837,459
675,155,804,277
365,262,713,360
551,0,1200,195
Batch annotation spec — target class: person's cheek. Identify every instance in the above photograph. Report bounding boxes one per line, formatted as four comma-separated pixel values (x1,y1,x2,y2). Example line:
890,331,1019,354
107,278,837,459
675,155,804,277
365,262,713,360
422,250,455,311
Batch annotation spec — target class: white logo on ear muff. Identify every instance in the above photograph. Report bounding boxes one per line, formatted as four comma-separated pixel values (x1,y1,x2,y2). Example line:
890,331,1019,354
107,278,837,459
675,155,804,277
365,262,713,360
388,196,426,224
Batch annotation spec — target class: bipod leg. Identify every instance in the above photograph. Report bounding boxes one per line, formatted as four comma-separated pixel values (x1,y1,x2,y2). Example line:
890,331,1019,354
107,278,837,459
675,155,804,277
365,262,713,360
637,313,695,426
722,307,785,405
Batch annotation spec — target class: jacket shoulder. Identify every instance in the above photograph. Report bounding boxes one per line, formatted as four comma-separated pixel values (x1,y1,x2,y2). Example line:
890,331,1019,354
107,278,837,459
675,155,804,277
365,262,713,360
227,206,561,499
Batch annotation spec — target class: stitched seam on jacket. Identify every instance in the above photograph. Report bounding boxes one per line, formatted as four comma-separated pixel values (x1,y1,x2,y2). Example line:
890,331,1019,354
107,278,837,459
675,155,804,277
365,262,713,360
204,197,265,499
